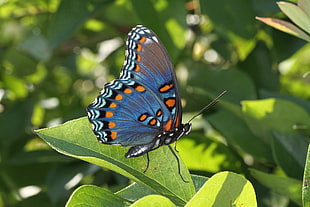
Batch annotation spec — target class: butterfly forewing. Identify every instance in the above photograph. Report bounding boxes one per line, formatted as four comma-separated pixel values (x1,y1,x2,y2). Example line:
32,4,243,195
121,26,182,128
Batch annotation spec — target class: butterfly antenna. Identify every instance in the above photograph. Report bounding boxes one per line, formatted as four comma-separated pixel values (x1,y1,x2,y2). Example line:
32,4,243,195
187,90,227,123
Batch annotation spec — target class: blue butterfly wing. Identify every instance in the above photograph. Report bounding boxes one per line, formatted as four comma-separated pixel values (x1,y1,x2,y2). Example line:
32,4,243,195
122,25,182,128
87,25,182,146
88,79,163,146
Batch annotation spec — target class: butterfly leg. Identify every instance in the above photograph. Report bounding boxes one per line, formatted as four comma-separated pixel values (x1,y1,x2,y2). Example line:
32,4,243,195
143,153,150,173
174,142,179,153
168,145,189,183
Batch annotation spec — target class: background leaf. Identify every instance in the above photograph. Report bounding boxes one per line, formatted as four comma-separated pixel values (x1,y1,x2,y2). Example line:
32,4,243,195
242,98,310,143
277,1,310,34
66,185,127,207
47,0,107,48
271,132,309,179
185,171,257,207
131,195,175,207
303,144,310,207
250,169,302,205
256,17,310,42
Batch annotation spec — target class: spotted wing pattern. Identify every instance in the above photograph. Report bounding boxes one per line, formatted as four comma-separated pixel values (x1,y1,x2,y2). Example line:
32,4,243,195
87,25,182,147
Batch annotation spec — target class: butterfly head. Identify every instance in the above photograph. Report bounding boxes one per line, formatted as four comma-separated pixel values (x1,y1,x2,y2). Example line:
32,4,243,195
156,123,192,146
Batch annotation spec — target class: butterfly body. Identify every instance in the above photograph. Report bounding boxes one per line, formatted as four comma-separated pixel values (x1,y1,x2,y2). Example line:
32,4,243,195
125,123,191,158
87,25,190,159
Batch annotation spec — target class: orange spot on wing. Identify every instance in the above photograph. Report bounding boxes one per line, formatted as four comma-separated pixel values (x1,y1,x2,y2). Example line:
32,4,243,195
109,102,117,108
159,83,174,93
105,111,114,117
115,94,123,101
124,88,132,94
149,118,157,126
174,115,180,127
139,36,146,43
165,98,176,108
134,64,141,72
108,122,116,128
156,109,162,117
138,114,148,122
136,54,141,62
110,131,117,139
164,119,173,131
136,44,142,52
135,85,145,92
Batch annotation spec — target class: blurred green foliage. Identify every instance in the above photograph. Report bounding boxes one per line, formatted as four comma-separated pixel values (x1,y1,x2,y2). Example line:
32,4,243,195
0,0,309,206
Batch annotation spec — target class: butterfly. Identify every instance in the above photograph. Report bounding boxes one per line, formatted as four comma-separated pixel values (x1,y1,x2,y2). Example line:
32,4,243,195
87,25,226,182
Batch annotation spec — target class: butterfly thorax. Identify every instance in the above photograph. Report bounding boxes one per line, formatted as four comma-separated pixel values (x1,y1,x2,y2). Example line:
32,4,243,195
125,123,192,158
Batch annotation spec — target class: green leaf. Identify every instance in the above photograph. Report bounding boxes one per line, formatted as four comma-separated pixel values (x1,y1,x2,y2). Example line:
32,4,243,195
15,192,52,207
35,117,195,206
303,144,310,207
2,73,28,99
9,150,72,165
191,175,209,192
208,109,273,162
250,169,302,205
185,172,257,207
115,174,209,203
19,34,51,61
256,17,310,42
242,98,310,143
298,0,310,17
178,135,242,173
47,162,95,205
66,185,127,207
238,43,279,91
116,182,155,202
271,131,309,179
200,0,256,59
0,99,33,148
201,0,256,38
3,48,37,77
188,67,256,105
278,1,310,34
131,195,175,207
47,0,106,48
259,89,310,114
